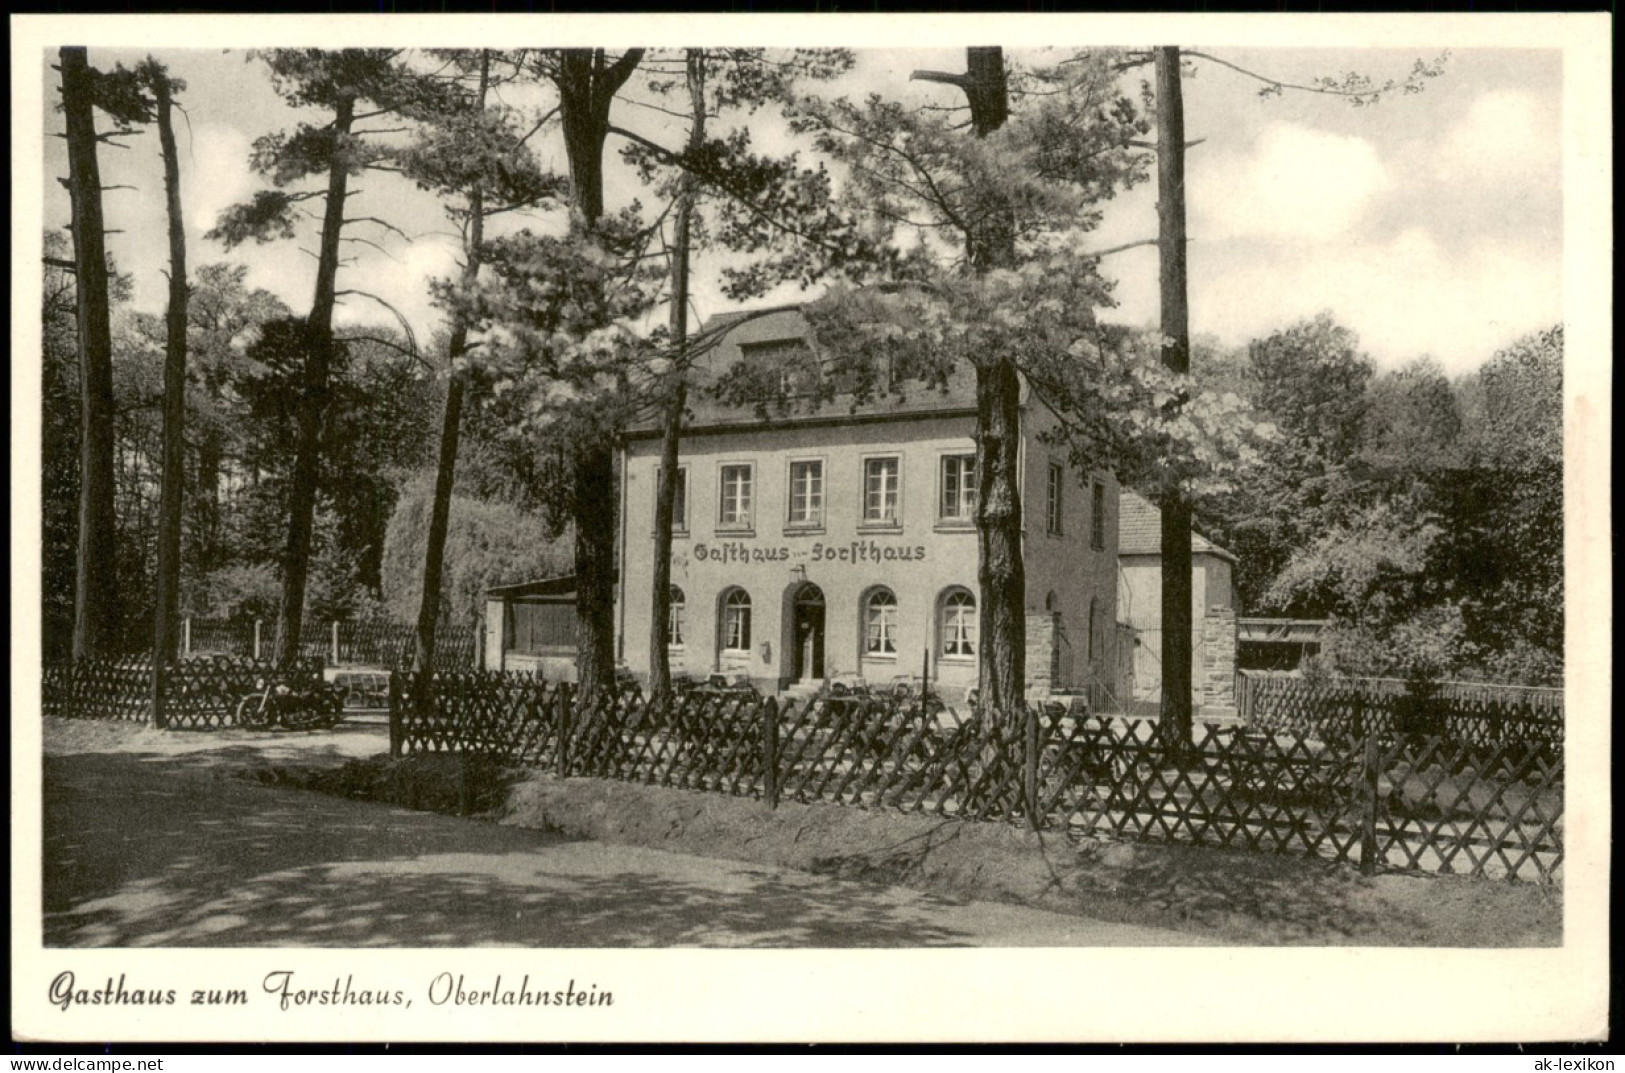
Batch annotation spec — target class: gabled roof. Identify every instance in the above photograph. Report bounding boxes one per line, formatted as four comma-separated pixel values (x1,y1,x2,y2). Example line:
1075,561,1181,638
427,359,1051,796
628,303,982,436
1118,491,1236,562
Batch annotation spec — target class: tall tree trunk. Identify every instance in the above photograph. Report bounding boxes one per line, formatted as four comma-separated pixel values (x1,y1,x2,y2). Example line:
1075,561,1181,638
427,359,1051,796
974,354,1026,718
150,68,189,726
648,50,706,708
919,46,1026,718
414,51,490,684
555,47,643,706
61,46,121,663
573,443,619,699
274,93,356,668
1156,46,1194,746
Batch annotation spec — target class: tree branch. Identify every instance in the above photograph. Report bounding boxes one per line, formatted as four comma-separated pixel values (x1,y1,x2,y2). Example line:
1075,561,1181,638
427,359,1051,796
597,48,646,106
1184,49,1446,103
911,69,970,90
1128,138,1206,151
1079,238,1158,259
344,215,412,242
607,124,854,258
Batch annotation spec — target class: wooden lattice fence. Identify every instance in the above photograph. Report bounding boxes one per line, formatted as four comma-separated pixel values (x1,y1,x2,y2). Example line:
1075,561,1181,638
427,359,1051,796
42,655,324,729
393,677,1564,883
176,617,477,670
1238,673,1563,748
390,671,561,763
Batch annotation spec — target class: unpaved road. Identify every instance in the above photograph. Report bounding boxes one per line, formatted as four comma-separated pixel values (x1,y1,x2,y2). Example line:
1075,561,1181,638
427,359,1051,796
41,745,1210,948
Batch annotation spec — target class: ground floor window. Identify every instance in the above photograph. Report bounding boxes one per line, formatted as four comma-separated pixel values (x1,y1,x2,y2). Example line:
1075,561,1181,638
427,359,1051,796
669,586,686,646
864,587,898,656
940,588,977,658
721,588,752,652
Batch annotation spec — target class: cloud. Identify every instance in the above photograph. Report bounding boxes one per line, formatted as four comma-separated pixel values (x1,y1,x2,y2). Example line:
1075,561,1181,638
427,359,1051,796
331,233,461,343
185,123,256,234
1187,228,1561,375
1435,89,1559,188
1191,122,1393,244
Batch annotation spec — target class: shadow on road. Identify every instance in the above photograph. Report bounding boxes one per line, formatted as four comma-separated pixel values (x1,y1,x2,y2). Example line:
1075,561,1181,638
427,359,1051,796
44,753,975,948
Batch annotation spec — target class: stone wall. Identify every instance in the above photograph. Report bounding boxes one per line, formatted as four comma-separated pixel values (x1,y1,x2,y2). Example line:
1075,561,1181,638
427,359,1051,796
1024,611,1056,701
1200,604,1238,719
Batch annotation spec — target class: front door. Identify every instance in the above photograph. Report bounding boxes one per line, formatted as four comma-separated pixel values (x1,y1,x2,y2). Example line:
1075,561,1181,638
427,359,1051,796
792,585,826,681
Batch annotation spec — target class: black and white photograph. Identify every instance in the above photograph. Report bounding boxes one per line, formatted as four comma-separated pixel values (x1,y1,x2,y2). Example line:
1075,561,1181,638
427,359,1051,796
9,12,1610,1045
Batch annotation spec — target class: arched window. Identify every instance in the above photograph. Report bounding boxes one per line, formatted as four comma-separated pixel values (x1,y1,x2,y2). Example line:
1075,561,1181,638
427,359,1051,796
939,589,977,658
668,586,686,647
721,588,752,652
864,588,898,656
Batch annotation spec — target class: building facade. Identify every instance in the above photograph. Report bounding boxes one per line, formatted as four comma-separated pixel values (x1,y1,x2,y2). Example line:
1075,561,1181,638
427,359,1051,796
1116,490,1240,718
615,306,1121,702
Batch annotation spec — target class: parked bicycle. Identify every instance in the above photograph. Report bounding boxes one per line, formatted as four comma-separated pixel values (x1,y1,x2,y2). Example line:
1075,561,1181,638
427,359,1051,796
234,675,341,731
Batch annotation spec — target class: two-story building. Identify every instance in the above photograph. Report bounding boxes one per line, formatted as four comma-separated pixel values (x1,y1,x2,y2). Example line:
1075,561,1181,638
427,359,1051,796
614,305,1123,703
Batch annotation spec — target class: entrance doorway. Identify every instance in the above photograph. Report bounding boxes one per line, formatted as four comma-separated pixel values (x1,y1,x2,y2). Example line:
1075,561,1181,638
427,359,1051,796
791,584,826,682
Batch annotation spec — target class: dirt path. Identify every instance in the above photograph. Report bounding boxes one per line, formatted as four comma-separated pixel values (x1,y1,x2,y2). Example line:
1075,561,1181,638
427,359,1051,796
42,747,1208,948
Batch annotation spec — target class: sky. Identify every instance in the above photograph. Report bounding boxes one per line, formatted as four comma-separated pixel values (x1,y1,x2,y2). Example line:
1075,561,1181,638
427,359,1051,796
32,33,1567,378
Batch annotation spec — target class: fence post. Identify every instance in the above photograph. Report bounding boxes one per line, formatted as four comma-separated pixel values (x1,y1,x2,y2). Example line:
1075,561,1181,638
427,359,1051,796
556,682,573,777
1360,730,1380,876
331,621,341,666
183,616,192,657
253,619,262,661
1024,703,1040,832
388,672,403,758
762,698,780,809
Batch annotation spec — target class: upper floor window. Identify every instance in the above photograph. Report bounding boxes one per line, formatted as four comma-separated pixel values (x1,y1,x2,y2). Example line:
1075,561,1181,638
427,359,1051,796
719,464,753,528
1046,462,1064,536
788,459,824,527
672,467,687,532
940,454,977,522
863,457,900,524
1090,480,1106,549
657,466,688,533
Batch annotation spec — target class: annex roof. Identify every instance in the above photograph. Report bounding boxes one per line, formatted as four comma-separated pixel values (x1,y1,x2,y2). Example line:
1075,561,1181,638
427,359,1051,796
1117,490,1236,563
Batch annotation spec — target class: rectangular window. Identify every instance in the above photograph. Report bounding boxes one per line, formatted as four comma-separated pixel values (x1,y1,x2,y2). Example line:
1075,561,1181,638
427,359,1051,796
672,467,687,532
1091,481,1106,549
940,454,977,522
719,464,753,528
1046,463,1064,536
788,460,824,526
863,457,901,524
656,466,688,533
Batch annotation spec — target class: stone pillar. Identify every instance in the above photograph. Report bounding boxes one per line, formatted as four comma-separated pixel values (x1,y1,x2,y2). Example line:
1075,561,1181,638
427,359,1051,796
1201,605,1238,720
1024,611,1056,703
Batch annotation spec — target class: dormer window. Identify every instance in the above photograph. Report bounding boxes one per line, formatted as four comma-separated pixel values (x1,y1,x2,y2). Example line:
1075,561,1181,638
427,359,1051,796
740,338,820,399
